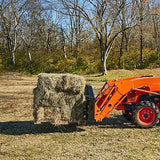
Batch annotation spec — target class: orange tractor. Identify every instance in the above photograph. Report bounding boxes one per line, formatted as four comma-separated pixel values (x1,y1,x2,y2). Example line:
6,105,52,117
86,75,160,128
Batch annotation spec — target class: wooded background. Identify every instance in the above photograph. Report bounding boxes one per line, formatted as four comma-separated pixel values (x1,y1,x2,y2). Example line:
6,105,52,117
0,0,159,74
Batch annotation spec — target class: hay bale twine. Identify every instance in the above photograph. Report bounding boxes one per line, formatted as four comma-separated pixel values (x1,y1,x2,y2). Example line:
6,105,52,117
33,73,86,124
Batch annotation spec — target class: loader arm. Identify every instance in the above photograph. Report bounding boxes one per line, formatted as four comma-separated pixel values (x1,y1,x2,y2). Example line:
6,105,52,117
94,76,160,122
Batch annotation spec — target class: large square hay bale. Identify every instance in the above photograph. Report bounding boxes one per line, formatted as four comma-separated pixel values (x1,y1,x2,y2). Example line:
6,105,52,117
33,73,86,124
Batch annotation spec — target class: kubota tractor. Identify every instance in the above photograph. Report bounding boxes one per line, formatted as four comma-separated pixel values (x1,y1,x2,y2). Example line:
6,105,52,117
86,75,160,128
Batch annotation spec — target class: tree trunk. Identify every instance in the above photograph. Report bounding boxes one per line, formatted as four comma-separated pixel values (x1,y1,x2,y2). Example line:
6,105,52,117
156,47,159,60
119,32,125,68
119,0,126,68
28,50,32,66
99,37,107,75
11,49,15,66
69,16,74,56
152,15,159,60
125,34,129,52
60,27,67,59
140,0,143,69
102,56,107,75
140,28,143,69
62,45,67,59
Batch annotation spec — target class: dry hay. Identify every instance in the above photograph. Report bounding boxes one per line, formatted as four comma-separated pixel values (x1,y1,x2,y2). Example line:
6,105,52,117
33,73,86,125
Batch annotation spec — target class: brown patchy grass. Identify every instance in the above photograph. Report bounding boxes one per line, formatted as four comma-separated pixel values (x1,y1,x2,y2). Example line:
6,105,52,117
86,68,160,81
0,71,160,160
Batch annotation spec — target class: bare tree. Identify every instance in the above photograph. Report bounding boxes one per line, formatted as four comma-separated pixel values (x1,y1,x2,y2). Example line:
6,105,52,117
118,0,138,68
150,1,160,59
60,26,67,58
119,0,126,68
0,0,27,66
19,2,35,66
136,0,149,69
139,0,144,68
59,0,87,57
60,0,136,75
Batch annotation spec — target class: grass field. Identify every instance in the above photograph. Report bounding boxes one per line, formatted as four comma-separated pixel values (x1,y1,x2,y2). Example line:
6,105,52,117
86,68,160,81
0,70,160,160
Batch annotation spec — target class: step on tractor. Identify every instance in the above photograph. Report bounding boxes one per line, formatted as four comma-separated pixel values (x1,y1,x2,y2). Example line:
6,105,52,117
86,75,160,128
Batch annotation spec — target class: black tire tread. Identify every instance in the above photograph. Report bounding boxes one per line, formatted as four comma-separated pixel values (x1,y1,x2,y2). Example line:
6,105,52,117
132,101,159,128
122,110,132,121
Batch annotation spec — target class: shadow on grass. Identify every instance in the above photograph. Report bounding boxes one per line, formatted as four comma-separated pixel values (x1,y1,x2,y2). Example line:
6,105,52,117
96,115,160,129
1,116,159,135
0,121,84,135
157,122,160,127
87,115,135,129
93,74,104,77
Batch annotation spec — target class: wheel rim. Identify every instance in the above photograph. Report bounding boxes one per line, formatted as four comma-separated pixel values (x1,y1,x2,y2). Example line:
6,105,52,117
137,107,156,125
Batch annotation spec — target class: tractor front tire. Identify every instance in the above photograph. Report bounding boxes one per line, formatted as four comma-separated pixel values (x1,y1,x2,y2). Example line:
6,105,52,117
132,102,159,128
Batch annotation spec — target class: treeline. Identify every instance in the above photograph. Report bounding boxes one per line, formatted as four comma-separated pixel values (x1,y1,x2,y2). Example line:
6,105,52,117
0,0,159,74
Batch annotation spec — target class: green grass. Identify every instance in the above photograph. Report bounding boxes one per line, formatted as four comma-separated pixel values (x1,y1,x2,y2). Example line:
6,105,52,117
85,68,160,81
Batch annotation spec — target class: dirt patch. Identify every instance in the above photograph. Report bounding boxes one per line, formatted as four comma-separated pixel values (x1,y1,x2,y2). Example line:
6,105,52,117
0,72,160,160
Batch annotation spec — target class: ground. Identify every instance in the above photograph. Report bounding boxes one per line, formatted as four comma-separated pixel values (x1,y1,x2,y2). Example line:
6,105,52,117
0,72,160,160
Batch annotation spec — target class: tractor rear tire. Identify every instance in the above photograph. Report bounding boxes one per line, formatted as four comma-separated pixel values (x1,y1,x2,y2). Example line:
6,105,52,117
122,110,132,121
132,101,159,128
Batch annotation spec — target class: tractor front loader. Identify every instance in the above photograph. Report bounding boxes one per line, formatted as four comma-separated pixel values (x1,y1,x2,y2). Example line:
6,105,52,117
87,75,160,128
